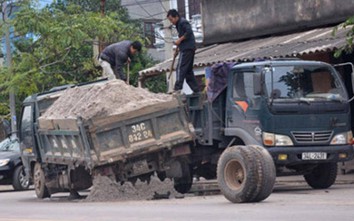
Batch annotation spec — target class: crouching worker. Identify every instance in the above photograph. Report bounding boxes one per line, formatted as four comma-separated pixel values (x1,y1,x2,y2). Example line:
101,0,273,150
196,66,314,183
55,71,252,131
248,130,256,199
99,40,142,81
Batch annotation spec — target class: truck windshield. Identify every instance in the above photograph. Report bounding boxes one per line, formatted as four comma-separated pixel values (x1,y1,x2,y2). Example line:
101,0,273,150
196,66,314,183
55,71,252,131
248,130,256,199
264,65,347,102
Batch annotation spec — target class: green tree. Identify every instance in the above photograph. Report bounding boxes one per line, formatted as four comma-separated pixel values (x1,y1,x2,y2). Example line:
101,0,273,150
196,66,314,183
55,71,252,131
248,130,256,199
333,16,354,57
0,0,167,116
66,0,129,16
11,2,139,90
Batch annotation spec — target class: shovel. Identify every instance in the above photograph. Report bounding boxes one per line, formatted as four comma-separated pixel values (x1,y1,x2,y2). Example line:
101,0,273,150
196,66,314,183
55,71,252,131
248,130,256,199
168,48,179,80
126,62,130,85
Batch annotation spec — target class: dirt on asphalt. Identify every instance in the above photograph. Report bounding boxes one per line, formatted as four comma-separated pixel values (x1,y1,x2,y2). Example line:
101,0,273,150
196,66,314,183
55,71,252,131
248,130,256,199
41,79,173,120
85,175,182,202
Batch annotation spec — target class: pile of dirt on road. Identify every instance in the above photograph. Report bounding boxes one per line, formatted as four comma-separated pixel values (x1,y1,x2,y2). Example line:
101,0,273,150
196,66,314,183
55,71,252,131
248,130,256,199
41,80,173,120
85,175,182,202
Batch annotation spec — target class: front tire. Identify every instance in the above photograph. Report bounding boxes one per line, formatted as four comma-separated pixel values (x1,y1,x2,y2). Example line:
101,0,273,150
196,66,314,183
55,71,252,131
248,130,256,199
12,165,30,191
304,163,337,189
34,163,51,199
248,145,276,202
217,145,276,203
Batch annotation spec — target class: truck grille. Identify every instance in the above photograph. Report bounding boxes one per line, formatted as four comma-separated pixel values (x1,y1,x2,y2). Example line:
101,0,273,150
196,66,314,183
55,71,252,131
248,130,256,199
291,131,333,144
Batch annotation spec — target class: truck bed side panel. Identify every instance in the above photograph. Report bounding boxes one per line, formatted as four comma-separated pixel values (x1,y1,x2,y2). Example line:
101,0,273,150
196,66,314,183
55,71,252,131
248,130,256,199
88,103,193,165
36,99,194,168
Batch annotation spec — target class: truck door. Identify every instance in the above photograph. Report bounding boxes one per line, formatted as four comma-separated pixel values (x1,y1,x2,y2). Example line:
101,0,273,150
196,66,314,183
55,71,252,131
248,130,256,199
19,104,36,172
226,69,263,142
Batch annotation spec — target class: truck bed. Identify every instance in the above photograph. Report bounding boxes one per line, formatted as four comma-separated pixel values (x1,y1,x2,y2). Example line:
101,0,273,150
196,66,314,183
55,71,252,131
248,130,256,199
36,99,194,169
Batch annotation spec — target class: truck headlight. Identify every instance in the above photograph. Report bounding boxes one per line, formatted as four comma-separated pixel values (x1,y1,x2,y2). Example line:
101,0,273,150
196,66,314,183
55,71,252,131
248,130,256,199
0,159,10,167
330,131,352,145
263,132,294,146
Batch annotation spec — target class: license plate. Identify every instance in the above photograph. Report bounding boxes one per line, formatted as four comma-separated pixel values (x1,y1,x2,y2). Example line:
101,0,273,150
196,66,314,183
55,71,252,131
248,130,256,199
128,122,153,143
302,152,327,160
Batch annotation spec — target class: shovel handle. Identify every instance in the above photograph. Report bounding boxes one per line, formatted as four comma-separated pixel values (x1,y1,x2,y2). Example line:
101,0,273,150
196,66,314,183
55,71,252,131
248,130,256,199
126,62,130,85
168,49,179,80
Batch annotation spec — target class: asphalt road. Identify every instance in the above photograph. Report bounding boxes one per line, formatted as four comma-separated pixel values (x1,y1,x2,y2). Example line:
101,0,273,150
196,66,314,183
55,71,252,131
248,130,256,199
0,176,354,221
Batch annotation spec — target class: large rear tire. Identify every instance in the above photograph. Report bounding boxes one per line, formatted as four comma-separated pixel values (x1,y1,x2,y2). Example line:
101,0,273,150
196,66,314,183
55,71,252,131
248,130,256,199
34,163,51,199
217,145,276,203
304,163,337,189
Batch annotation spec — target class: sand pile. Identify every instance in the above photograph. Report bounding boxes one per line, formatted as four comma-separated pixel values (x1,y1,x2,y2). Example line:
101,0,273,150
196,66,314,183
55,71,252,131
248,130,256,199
85,175,182,202
42,80,173,120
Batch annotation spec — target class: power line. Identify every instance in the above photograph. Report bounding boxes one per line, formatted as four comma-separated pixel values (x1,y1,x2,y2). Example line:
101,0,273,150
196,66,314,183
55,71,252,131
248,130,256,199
158,0,168,13
127,0,183,43
97,0,201,44
120,0,198,8
120,0,201,18
120,0,171,8
133,0,157,20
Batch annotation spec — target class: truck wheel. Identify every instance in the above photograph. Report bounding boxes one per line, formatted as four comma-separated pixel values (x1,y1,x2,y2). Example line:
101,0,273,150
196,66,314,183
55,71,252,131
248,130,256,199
174,160,192,194
34,163,51,199
174,177,192,194
12,165,30,191
248,145,276,202
304,163,337,189
217,145,275,203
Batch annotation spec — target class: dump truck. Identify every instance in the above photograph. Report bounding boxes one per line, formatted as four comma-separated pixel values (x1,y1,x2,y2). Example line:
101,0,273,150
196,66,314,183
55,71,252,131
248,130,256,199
140,59,354,194
20,80,195,197
20,79,275,203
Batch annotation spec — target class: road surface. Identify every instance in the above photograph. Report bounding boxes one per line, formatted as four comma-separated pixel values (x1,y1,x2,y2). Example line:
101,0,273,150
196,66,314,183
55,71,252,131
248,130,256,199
0,175,353,221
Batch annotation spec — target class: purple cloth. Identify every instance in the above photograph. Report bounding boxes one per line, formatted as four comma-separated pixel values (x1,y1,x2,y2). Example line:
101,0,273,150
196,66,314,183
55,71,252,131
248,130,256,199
207,62,236,102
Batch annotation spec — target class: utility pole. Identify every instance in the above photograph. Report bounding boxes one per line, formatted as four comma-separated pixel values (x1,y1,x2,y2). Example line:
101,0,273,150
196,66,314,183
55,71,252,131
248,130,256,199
184,0,189,19
164,0,177,92
164,0,177,60
3,1,16,138
171,0,177,9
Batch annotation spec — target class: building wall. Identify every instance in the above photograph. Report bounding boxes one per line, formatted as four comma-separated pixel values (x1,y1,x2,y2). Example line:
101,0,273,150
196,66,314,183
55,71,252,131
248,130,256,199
201,0,354,45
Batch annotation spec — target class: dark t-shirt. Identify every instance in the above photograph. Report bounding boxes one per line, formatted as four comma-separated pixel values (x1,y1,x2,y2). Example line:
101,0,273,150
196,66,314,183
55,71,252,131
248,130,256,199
176,18,196,51
100,40,131,80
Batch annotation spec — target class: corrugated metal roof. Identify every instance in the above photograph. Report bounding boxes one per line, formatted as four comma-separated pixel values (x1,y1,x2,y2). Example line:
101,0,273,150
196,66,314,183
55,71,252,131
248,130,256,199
140,25,349,76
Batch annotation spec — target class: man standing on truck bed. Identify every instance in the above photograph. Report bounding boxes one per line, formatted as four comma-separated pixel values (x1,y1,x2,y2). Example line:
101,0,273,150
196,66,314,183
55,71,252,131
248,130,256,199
99,40,142,81
167,9,200,94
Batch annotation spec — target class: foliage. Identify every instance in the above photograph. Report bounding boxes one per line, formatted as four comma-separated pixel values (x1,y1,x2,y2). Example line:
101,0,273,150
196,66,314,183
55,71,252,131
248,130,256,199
0,99,10,119
127,52,166,93
8,2,140,93
1,2,154,98
66,0,128,17
333,16,354,57
0,0,167,119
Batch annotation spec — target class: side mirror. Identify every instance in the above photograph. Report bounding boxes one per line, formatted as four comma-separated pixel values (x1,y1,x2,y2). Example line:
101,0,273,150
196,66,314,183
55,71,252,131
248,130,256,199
334,62,354,93
253,72,262,95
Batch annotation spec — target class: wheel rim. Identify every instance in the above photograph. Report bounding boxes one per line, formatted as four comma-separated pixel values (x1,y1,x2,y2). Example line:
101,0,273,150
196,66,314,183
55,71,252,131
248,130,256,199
19,168,29,188
224,160,245,190
34,165,42,194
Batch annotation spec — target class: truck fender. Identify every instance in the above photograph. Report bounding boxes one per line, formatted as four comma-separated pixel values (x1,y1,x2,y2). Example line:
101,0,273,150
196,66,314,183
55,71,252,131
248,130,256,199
224,128,262,146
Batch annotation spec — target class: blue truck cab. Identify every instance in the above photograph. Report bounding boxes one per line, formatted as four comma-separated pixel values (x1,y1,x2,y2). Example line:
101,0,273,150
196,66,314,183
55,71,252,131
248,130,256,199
189,59,354,189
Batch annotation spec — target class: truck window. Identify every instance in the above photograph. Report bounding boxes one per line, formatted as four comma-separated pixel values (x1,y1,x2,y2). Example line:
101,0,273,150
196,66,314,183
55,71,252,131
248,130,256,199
233,72,255,99
265,65,347,101
232,71,260,110
20,105,34,149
